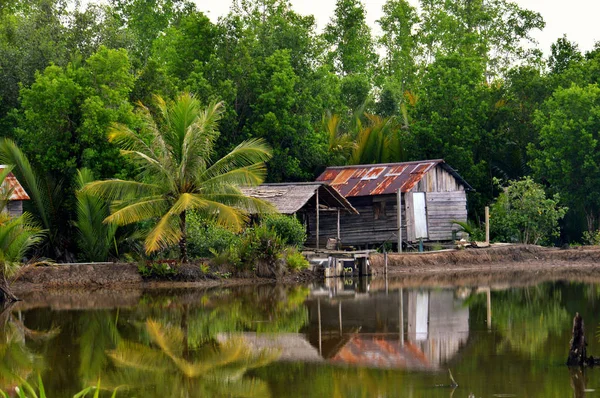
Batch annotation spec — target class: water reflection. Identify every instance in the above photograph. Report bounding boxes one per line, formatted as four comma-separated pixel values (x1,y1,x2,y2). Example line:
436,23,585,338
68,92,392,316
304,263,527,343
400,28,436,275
0,305,58,393
306,285,470,370
101,319,279,397
1,279,600,396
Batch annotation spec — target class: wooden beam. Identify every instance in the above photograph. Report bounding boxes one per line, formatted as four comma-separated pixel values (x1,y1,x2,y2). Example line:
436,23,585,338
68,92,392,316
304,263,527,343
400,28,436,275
337,208,341,245
316,188,320,249
397,188,402,253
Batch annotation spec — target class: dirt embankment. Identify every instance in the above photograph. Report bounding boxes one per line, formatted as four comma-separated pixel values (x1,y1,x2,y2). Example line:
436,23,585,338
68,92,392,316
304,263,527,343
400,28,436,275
12,262,317,294
367,245,600,288
369,245,600,270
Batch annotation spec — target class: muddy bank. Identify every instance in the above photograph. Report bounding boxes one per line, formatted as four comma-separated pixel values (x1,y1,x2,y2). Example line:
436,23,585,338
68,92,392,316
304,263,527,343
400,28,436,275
11,262,318,295
369,244,600,270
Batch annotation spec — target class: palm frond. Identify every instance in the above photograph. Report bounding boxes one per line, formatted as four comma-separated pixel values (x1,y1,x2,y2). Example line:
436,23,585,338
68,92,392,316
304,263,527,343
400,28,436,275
200,139,272,183
83,180,160,201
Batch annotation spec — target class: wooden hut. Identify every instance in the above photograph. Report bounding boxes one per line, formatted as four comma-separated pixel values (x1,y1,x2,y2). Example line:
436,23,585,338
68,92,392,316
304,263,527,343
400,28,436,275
0,166,30,217
314,160,473,249
242,183,358,248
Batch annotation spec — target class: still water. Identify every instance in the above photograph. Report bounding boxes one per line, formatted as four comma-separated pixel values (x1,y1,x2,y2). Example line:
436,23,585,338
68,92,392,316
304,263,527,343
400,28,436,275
1,276,598,397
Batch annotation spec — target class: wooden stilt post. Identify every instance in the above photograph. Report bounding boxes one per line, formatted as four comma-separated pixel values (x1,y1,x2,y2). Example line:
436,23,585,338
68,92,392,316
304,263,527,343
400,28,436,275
397,188,402,253
485,206,490,244
337,208,341,248
316,188,320,250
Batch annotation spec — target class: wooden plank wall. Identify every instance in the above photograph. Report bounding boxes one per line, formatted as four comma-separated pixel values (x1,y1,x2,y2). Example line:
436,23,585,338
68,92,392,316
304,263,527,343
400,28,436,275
7,201,22,218
426,191,467,240
305,195,407,248
304,165,469,247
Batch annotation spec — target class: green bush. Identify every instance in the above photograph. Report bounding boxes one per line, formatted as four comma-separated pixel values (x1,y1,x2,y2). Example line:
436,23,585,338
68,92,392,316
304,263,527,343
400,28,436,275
490,177,567,245
138,262,178,279
262,214,306,247
582,230,600,246
285,248,309,271
239,224,284,265
187,212,242,259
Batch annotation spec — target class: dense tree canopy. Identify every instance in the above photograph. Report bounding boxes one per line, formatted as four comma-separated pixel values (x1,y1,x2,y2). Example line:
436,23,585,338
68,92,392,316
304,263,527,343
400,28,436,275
0,0,598,257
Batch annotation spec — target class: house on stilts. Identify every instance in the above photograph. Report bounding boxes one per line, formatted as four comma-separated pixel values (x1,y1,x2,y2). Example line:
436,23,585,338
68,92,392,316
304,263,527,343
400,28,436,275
312,159,473,249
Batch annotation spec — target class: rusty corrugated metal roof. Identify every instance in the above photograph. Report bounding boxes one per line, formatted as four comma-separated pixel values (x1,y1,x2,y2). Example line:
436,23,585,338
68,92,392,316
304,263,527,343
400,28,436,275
0,166,30,200
316,159,472,197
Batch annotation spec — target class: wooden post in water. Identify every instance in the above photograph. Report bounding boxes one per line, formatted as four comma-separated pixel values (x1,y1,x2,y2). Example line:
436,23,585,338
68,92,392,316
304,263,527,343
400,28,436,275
397,189,402,253
485,206,490,244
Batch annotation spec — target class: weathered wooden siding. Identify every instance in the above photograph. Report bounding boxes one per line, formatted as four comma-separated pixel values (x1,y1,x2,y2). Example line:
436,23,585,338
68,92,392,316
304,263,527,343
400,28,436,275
6,200,22,218
426,191,467,240
304,165,469,247
415,166,465,193
305,195,407,248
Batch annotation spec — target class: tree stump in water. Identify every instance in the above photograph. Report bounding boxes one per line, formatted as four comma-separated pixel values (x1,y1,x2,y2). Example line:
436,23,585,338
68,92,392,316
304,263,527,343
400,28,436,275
567,312,587,366
566,312,600,366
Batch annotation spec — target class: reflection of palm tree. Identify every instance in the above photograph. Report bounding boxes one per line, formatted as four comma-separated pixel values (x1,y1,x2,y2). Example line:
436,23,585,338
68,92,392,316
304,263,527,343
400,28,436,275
0,305,59,392
101,319,278,397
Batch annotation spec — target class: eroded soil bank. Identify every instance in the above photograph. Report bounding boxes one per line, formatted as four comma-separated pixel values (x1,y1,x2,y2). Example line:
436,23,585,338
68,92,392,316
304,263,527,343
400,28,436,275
11,244,600,297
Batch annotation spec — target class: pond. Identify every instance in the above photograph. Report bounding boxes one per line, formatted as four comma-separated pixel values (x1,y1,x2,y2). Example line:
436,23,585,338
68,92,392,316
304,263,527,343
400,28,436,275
1,275,599,397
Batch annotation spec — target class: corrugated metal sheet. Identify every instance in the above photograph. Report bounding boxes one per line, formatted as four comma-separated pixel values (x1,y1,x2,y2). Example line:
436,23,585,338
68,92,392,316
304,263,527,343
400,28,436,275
316,159,472,197
0,166,30,200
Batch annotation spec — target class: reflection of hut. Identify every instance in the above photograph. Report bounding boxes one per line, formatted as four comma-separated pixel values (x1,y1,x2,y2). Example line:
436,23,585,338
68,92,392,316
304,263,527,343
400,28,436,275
216,332,322,362
306,289,470,369
328,335,432,370
315,160,473,248
0,165,30,217
243,183,357,248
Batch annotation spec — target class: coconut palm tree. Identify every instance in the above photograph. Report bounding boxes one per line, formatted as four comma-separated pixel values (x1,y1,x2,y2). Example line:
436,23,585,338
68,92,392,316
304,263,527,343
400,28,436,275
85,93,273,262
0,166,45,303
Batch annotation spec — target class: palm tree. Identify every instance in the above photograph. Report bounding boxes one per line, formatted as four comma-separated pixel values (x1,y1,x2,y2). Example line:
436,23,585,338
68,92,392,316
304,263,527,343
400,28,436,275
85,93,273,262
0,166,45,303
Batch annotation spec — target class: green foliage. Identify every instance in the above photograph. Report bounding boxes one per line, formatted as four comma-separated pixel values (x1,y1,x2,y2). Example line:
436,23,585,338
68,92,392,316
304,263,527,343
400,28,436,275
74,168,118,262
187,212,242,259
284,248,309,271
451,220,485,242
84,93,273,261
262,214,306,248
137,261,179,279
529,84,600,232
238,224,285,269
490,177,567,245
582,230,600,246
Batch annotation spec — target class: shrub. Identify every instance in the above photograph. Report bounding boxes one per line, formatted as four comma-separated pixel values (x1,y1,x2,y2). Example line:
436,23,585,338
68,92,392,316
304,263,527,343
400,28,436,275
285,248,309,271
262,214,306,247
490,177,567,245
138,261,178,279
582,230,600,246
187,212,241,259
239,224,285,277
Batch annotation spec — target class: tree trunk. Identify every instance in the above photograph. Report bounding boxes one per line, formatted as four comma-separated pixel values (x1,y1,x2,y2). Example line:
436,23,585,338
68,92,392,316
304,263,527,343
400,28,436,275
179,210,188,263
